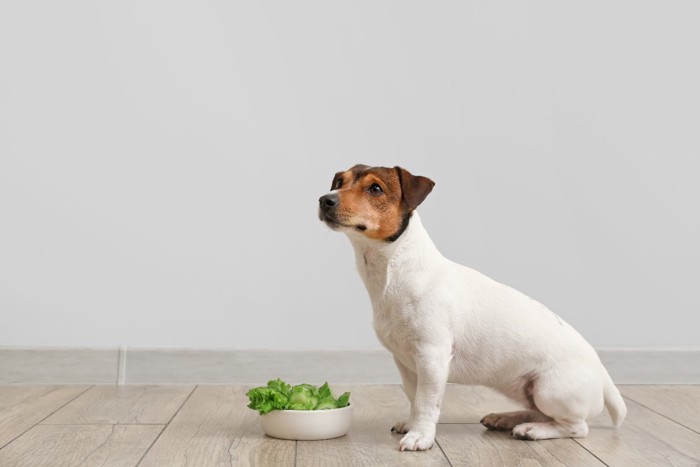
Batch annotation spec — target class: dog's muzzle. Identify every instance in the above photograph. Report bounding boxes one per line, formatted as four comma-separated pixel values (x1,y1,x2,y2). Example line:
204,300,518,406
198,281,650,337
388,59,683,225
318,193,340,224
319,193,338,209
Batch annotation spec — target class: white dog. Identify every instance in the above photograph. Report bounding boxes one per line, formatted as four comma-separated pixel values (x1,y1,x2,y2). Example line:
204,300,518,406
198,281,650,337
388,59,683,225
319,164,626,451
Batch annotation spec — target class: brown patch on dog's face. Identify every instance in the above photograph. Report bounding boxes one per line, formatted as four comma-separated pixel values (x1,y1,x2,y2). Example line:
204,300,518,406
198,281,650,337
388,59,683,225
318,164,435,241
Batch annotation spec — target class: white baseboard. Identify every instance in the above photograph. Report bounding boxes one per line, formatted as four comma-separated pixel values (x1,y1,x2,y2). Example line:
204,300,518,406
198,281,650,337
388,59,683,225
1,347,698,385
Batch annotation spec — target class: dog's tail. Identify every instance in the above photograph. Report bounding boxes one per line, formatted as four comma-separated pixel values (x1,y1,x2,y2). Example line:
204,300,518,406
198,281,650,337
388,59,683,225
602,366,627,428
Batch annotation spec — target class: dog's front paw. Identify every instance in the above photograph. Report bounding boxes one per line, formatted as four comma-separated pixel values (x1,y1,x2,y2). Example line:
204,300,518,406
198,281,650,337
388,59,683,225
391,419,411,434
399,429,435,451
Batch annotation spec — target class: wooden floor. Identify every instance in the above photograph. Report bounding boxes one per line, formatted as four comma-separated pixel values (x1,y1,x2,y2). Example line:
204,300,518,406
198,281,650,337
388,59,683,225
0,385,698,466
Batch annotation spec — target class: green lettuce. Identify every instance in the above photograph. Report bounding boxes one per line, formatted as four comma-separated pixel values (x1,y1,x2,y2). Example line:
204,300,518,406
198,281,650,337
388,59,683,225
246,379,351,414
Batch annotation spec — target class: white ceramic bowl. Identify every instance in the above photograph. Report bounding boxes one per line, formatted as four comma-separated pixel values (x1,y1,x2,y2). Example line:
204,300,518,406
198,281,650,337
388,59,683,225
259,405,353,440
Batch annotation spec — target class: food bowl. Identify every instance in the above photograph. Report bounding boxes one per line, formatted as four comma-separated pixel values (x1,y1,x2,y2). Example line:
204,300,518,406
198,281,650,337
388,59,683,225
259,405,353,440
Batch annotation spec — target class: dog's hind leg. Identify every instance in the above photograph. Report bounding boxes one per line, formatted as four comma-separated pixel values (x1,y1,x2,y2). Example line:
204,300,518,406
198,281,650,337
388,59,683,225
511,369,601,440
480,410,552,431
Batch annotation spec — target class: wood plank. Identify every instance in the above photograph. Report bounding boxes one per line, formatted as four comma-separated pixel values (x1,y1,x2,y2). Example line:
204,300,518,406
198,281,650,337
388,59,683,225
577,397,700,466
303,384,522,425
232,420,295,467
0,424,162,467
437,424,604,466
296,385,450,466
440,384,525,423
0,385,90,448
620,385,700,433
139,386,295,467
42,385,194,424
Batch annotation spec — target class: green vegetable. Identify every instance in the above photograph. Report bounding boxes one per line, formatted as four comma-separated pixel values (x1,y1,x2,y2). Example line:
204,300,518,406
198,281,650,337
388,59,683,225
337,391,350,408
315,397,337,410
246,379,351,415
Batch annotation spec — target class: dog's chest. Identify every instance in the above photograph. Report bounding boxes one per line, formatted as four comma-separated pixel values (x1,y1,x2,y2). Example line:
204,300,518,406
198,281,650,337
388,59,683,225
354,240,430,368
370,298,417,365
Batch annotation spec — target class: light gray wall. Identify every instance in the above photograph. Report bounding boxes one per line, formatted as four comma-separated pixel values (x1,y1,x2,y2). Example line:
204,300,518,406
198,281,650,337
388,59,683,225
1,1,698,350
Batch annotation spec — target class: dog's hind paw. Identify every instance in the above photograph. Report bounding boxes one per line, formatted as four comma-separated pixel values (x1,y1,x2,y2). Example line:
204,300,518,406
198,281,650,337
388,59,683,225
480,413,511,431
399,430,434,451
391,420,411,434
512,423,537,440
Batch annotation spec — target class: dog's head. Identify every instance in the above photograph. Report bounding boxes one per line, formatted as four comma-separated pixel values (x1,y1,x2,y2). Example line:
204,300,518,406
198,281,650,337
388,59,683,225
318,164,435,241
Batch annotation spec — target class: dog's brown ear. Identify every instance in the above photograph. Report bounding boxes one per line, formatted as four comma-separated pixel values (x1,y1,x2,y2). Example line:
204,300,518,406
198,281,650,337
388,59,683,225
395,166,435,211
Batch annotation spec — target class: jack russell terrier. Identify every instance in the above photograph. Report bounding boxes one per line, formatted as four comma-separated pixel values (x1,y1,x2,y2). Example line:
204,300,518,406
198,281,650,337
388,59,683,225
318,164,626,451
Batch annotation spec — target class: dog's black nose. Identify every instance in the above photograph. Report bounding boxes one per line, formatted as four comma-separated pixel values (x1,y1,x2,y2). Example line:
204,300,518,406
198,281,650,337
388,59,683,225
319,193,338,208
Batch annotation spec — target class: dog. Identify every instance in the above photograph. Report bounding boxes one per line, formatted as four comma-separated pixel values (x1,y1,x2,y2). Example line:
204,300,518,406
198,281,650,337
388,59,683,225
318,164,627,451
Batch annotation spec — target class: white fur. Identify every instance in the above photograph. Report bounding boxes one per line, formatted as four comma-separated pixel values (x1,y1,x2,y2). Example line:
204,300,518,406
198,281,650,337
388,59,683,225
339,211,626,451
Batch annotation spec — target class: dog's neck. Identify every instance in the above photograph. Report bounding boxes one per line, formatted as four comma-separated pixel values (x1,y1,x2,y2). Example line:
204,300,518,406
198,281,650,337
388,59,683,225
346,211,442,299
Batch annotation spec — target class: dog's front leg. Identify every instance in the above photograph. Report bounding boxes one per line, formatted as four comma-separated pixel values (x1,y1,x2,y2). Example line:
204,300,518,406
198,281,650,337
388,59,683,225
392,356,417,434
398,345,451,451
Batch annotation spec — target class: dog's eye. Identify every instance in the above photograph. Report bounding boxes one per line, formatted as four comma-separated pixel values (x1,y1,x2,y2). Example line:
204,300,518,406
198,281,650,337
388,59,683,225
335,178,343,189
368,184,383,195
